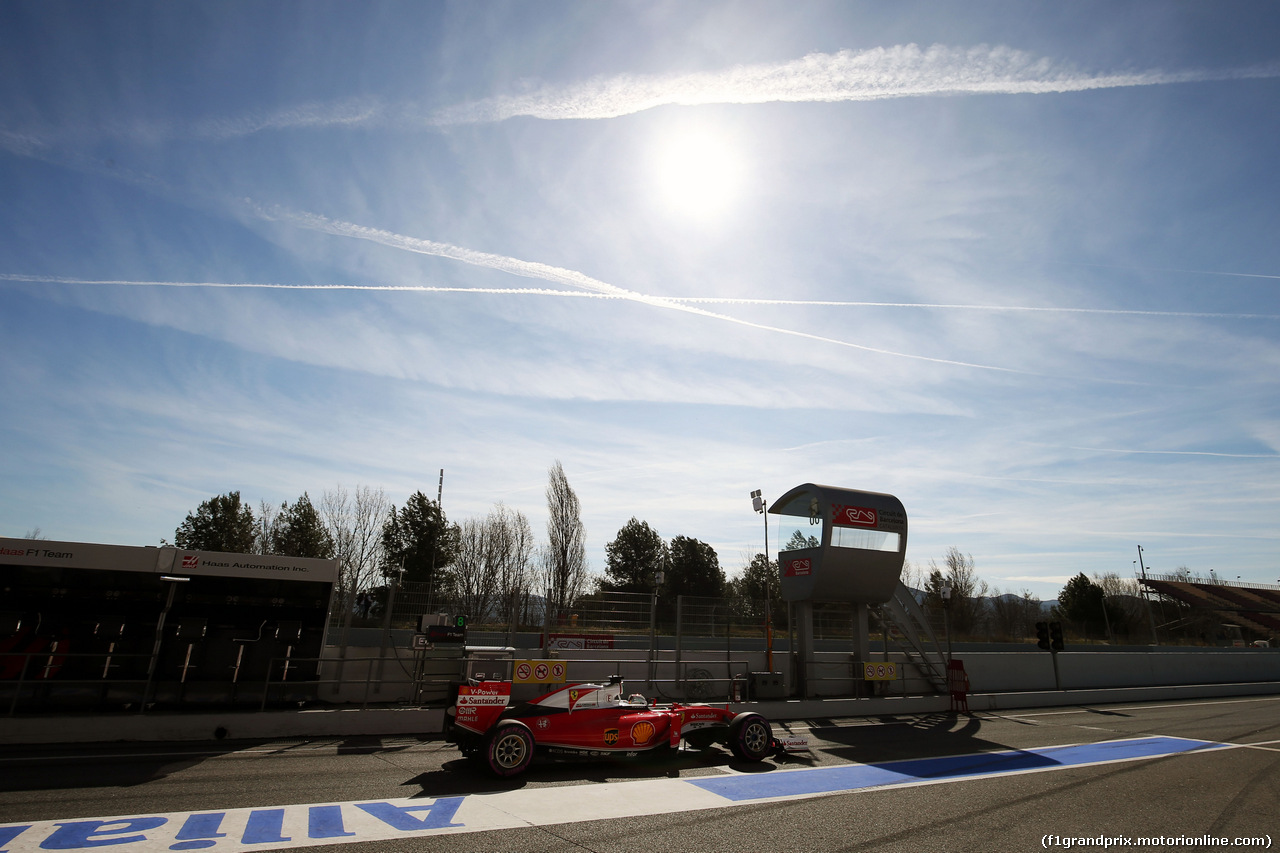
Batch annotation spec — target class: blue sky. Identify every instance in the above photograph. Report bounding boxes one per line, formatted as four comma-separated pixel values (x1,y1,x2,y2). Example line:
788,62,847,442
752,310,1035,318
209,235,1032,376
2,2,1278,600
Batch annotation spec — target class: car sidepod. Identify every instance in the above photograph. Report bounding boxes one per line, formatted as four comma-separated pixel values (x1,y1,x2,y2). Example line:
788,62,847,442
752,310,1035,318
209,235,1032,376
676,706,734,750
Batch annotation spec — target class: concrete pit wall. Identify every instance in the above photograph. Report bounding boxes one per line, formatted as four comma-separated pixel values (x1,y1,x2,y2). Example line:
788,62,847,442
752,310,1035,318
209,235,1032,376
522,646,1280,701
306,639,1280,708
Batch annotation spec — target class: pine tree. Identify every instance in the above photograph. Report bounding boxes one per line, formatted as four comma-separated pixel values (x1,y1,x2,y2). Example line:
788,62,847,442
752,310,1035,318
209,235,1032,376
174,491,257,553
603,518,668,593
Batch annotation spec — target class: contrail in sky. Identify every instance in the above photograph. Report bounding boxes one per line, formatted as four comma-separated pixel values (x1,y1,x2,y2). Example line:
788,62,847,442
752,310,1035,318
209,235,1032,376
430,44,1280,124
1061,262,1280,281
6,226,1031,375
1065,445,1280,460
5,273,1277,322
240,207,1044,374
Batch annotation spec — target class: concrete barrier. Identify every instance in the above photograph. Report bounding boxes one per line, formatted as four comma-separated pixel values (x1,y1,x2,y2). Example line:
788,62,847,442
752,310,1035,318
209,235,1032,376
4,645,1278,746
3,680,1277,746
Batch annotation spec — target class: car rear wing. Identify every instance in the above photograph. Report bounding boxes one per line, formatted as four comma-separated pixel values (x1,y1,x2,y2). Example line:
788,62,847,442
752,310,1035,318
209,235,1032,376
452,680,512,734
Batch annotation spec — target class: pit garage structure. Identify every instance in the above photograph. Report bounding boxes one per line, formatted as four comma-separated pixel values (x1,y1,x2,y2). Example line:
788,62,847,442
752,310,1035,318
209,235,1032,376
0,537,337,711
771,484,947,698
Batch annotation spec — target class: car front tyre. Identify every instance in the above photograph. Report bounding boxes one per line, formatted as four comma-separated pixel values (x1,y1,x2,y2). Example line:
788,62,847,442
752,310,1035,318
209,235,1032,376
485,723,534,777
728,713,772,762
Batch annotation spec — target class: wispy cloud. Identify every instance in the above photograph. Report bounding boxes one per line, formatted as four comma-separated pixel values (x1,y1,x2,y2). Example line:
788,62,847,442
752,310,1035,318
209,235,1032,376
430,44,1280,124
8,44,1275,146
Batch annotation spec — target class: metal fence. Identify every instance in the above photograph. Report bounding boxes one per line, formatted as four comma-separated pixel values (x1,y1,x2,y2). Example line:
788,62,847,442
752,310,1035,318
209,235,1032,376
328,582,970,662
327,583,873,644
325,581,1193,656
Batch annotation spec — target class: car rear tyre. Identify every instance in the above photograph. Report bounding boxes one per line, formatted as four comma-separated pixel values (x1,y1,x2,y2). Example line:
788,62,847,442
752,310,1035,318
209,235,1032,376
485,723,534,777
728,713,772,762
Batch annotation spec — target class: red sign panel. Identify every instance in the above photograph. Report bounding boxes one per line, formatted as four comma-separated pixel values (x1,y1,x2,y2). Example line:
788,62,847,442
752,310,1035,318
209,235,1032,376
784,558,812,577
832,505,878,528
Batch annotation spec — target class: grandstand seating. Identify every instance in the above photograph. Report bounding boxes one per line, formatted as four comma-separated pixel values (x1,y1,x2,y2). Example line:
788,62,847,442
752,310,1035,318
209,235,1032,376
1140,578,1280,641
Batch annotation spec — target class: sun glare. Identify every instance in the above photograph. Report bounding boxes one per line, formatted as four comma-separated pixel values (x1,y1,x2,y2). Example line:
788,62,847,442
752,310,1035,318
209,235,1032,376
651,128,743,222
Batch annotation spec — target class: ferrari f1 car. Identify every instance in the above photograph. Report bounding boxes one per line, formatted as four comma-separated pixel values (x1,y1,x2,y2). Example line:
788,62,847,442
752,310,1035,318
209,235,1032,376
445,676,804,777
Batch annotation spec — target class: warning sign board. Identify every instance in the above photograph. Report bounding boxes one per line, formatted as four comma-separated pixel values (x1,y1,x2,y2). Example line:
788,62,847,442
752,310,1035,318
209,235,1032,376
513,659,567,684
861,661,898,681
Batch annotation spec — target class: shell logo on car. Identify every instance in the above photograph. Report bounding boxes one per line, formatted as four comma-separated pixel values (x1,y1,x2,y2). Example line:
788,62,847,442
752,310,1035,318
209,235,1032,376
630,721,656,745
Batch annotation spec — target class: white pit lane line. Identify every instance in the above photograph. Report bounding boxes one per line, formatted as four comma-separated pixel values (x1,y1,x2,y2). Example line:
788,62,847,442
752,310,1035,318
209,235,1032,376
0,779,736,852
0,736,1235,852
1001,695,1280,718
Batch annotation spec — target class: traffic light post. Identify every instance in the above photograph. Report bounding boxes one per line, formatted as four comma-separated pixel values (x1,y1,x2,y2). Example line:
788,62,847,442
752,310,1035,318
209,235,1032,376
1035,621,1064,690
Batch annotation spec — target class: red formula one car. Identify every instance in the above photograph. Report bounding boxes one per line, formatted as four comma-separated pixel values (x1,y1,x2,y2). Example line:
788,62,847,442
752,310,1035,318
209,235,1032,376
445,675,801,777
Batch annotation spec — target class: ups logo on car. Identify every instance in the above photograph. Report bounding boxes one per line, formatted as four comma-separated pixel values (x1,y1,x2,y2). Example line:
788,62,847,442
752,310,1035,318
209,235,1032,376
604,728,619,745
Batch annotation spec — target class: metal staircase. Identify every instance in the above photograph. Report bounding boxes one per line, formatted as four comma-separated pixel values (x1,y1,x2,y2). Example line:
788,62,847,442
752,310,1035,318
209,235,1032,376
880,582,949,693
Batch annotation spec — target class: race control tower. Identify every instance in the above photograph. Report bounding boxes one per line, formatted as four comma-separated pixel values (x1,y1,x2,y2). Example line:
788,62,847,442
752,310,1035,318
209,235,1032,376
770,484,908,697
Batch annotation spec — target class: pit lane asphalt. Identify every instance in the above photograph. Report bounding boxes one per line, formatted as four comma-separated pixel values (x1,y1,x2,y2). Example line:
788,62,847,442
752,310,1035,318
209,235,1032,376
2,695,1277,851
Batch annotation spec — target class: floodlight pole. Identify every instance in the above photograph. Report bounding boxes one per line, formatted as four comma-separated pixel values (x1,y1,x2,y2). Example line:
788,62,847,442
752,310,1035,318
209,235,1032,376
1138,546,1160,646
648,570,664,690
941,584,953,664
752,490,773,672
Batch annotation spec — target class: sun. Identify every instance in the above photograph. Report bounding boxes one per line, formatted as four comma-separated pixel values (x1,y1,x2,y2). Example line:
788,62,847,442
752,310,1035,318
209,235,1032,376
650,127,743,222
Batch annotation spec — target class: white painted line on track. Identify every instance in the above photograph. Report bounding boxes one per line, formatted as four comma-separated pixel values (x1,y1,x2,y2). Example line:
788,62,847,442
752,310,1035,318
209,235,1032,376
1004,695,1280,718
1226,738,1280,753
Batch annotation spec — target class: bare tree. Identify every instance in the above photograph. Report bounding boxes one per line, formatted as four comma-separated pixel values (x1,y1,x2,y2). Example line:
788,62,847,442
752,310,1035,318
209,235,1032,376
900,559,926,593
450,504,536,629
453,516,498,624
987,586,1042,641
542,460,588,620
930,546,989,636
987,585,1017,640
492,504,535,634
321,484,390,615
255,500,279,555
1019,589,1044,638
1094,571,1145,640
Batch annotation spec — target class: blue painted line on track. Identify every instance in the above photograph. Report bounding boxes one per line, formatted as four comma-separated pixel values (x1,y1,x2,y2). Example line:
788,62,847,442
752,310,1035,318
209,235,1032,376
689,736,1224,802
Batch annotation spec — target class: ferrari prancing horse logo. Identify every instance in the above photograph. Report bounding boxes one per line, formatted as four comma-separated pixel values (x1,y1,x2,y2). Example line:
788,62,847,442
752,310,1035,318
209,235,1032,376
604,728,619,745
